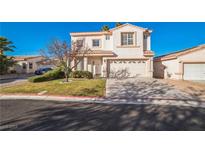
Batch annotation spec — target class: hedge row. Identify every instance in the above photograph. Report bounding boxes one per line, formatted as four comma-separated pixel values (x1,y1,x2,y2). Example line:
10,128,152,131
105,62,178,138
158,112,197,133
28,69,93,83
28,68,64,82
70,70,93,79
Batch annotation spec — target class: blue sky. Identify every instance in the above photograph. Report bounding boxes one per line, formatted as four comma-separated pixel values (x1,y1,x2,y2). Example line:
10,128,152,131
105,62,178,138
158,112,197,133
0,22,205,56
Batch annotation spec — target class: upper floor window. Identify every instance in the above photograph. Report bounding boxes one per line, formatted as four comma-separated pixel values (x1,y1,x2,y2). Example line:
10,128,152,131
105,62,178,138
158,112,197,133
22,63,27,69
92,39,100,47
29,62,33,69
105,35,110,40
76,39,84,47
121,32,134,46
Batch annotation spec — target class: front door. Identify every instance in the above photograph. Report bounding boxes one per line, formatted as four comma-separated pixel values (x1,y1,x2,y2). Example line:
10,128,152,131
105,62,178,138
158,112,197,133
93,59,101,75
87,57,102,76
95,64,101,75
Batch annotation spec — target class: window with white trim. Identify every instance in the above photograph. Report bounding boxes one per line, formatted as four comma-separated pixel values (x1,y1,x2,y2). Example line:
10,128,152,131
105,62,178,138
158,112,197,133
29,62,33,69
105,35,110,40
76,39,84,47
121,32,134,46
92,39,100,47
22,63,27,69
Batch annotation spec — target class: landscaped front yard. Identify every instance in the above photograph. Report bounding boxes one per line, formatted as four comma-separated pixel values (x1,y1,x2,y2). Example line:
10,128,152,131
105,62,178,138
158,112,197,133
0,79,106,97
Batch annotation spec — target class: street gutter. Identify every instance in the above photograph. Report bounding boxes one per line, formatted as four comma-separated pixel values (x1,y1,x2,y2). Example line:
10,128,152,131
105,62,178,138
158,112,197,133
0,94,205,108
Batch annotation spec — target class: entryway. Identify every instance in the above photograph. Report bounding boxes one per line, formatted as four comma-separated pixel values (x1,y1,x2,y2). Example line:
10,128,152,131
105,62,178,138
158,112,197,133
87,57,102,76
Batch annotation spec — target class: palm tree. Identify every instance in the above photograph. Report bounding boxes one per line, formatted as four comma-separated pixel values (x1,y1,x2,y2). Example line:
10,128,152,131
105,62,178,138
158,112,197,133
115,22,123,27
0,37,16,54
101,25,110,31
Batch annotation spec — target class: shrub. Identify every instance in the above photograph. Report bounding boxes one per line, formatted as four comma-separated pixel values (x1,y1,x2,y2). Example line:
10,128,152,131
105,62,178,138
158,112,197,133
0,54,15,75
28,68,65,82
70,70,93,79
43,68,64,79
82,71,93,79
10,70,16,74
28,75,48,83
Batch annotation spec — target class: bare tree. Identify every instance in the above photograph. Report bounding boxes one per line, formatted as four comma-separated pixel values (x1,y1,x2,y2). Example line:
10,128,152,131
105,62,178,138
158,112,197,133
40,39,91,82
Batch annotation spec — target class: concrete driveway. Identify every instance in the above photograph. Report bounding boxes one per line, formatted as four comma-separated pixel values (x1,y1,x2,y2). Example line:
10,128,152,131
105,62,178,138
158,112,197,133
106,78,202,101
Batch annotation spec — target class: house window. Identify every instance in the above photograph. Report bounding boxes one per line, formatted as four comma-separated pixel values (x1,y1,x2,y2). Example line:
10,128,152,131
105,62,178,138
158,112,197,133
29,62,33,69
92,39,100,47
22,63,27,69
76,39,84,47
105,35,110,40
121,32,134,46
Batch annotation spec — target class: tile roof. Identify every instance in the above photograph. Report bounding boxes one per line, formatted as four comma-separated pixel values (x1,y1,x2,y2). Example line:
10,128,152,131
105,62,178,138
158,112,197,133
13,56,43,61
70,23,152,36
70,31,112,36
154,44,205,61
144,50,154,55
77,50,116,57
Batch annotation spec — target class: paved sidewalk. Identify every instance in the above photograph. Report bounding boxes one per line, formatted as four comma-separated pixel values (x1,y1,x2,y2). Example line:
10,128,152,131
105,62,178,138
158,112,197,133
0,74,33,87
0,79,27,87
1,94,205,108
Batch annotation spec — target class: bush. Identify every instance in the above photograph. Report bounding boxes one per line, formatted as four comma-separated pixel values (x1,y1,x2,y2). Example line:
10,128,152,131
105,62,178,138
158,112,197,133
70,70,93,79
0,54,15,75
43,68,64,79
28,75,48,83
28,68,65,82
10,70,16,74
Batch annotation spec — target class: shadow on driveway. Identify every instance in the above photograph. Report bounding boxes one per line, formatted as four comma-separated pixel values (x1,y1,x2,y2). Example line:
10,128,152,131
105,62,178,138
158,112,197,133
106,78,204,101
1,100,205,131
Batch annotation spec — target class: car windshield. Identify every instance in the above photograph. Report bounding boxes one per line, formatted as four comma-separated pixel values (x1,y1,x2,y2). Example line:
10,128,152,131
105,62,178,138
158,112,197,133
43,68,51,71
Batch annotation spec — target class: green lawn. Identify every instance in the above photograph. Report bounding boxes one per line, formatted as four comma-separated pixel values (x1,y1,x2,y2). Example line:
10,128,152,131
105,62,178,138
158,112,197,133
0,79,106,97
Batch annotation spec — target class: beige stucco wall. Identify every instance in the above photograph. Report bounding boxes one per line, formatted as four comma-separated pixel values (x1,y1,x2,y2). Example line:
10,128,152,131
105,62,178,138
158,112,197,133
71,24,151,58
178,48,205,61
12,57,44,74
70,24,153,78
71,35,113,51
112,25,145,58
154,48,205,80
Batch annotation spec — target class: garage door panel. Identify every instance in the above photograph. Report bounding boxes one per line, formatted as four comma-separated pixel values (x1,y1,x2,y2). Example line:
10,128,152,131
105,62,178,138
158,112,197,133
109,60,146,78
184,63,205,80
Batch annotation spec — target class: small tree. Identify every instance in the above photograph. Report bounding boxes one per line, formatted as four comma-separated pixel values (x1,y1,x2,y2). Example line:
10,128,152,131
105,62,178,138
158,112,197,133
0,37,16,55
0,55,15,74
101,25,110,31
115,22,123,27
0,37,15,74
40,39,91,82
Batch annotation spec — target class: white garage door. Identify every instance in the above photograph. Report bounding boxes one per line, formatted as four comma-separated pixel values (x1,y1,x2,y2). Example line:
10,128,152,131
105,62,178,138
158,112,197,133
184,63,205,80
109,60,146,78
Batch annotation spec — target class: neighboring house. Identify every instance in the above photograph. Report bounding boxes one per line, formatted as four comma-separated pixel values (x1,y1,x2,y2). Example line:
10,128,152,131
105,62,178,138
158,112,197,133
70,23,154,78
154,44,205,80
10,56,54,74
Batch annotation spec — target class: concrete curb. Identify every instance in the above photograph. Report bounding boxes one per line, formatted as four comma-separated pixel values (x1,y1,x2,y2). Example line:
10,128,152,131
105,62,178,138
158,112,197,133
0,94,205,108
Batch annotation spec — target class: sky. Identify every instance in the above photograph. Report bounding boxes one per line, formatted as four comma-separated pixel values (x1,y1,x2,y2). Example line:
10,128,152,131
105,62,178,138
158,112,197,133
0,22,205,57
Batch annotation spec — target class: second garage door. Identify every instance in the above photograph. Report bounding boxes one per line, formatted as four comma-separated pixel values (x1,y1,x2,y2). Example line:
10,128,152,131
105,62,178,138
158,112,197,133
108,60,146,78
183,63,205,80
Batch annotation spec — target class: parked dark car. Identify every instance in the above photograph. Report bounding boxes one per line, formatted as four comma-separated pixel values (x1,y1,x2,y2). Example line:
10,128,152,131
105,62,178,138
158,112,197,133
34,67,52,75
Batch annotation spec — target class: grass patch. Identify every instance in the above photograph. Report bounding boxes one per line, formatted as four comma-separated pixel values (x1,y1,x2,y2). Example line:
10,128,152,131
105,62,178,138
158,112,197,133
0,79,106,97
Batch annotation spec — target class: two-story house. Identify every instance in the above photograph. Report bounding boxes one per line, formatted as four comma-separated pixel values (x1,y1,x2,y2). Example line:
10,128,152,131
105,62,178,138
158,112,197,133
70,23,154,78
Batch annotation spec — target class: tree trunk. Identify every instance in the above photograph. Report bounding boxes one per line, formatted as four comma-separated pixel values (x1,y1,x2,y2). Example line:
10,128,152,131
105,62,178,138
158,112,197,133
65,73,69,82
